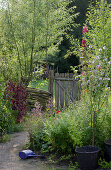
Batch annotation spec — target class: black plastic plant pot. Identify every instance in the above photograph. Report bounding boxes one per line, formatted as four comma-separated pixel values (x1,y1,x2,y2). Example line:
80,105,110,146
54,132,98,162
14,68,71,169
75,146,100,170
105,139,111,162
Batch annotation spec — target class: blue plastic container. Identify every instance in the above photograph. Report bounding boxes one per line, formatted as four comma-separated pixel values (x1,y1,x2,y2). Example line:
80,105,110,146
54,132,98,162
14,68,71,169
19,149,44,159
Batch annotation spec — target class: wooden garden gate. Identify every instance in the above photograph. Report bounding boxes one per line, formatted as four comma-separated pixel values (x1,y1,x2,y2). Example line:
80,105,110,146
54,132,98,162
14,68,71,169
54,73,80,109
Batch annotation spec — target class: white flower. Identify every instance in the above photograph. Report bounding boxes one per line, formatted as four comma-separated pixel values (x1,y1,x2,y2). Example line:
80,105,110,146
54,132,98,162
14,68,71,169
108,61,111,64
89,45,92,48
99,48,102,51
103,46,107,50
103,78,110,80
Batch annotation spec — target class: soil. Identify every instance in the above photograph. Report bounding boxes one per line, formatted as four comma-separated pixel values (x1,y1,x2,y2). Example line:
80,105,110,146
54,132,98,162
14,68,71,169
0,131,70,170
0,131,108,170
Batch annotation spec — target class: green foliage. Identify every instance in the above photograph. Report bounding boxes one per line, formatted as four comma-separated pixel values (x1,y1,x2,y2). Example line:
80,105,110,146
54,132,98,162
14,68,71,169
0,0,78,83
0,74,16,136
24,113,47,151
72,0,111,146
70,162,79,170
43,102,91,153
98,158,111,169
85,0,111,85
28,79,49,91
25,96,111,155
7,123,24,134
0,134,11,143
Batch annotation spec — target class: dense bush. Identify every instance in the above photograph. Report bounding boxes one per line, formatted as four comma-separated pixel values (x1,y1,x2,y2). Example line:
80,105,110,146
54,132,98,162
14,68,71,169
24,111,46,151
5,81,27,122
26,96,111,154
0,74,15,136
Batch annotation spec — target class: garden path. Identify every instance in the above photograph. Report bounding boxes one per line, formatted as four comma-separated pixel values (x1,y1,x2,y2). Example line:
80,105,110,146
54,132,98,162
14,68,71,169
0,131,69,170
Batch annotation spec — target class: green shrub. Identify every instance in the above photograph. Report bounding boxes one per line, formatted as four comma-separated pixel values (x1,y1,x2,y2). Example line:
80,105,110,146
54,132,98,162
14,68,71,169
43,102,91,153
98,158,111,169
43,98,111,153
0,74,16,136
24,112,47,151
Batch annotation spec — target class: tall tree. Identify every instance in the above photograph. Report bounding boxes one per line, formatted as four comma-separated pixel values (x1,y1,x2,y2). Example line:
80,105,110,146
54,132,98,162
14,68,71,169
0,0,78,84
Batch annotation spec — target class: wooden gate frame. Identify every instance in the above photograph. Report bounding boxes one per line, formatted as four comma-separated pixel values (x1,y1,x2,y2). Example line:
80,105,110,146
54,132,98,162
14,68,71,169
55,73,80,109
48,71,80,109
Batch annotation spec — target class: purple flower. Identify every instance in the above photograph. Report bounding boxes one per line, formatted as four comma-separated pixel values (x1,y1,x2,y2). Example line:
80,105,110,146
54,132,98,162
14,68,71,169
103,58,107,62
96,56,100,60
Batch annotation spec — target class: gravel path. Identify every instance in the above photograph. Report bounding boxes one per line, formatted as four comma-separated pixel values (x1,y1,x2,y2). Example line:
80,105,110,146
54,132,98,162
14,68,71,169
0,132,69,170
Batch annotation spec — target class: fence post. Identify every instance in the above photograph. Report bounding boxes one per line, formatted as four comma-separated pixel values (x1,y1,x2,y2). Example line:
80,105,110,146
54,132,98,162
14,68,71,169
48,70,54,97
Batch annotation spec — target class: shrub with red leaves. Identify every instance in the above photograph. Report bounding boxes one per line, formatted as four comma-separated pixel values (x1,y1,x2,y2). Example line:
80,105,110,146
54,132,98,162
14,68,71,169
5,81,27,122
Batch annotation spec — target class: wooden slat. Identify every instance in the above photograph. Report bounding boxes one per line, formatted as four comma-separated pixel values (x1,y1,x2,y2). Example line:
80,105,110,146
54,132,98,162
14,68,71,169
73,80,78,100
56,80,65,90
55,78,73,81
55,79,59,109
64,81,68,106
54,73,80,108
60,81,64,108
48,70,54,97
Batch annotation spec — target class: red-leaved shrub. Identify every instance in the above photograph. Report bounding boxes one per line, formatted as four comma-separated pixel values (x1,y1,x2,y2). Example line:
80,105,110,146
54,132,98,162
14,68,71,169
5,81,27,122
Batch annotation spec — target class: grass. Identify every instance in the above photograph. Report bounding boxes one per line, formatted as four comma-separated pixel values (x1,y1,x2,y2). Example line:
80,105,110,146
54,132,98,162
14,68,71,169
108,93,111,103
28,78,55,97
0,134,11,143
28,79,49,91
7,123,25,134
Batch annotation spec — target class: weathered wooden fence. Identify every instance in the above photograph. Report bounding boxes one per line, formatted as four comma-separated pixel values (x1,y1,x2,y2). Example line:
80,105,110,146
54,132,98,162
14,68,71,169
55,73,80,109
26,87,51,110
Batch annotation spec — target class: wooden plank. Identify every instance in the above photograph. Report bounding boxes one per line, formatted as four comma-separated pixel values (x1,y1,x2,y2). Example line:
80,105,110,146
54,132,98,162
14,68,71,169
48,70,54,97
54,73,80,108
55,73,60,78
55,78,73,81
60,81,64,108
55,79,59,109
73,80,79,100
64,81,68,106
56,80,65,90
69,73,73,78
